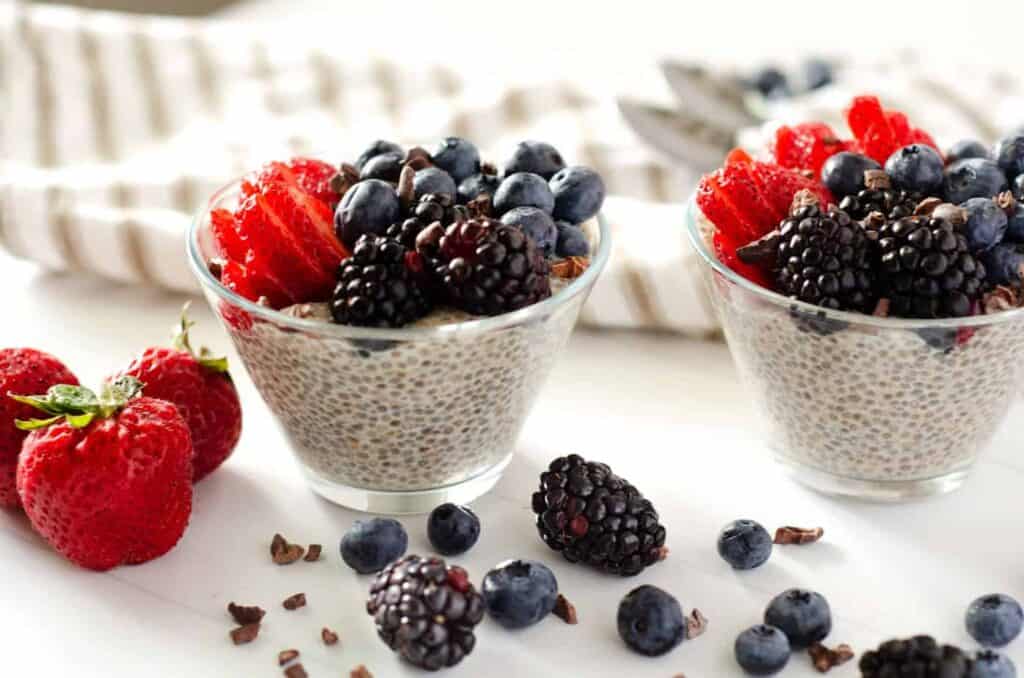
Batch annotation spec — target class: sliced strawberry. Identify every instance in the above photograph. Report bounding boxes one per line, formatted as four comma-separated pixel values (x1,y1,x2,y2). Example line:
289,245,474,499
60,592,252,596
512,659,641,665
751,161,833,217
725,148,754,166
696,174,751,244
906,127,940,154
771,122,847,175
846,96,898,164
220,259,294,308
210,208,246,262
886,111,911,144
279,184,350,273
247,157,340,207
718,163,777,239
713,229,772,288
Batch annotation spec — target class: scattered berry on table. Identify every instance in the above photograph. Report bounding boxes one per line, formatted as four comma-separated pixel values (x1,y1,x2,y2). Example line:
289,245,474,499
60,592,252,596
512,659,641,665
750,66,790,99
993,134,1024,179
113,308,241,481
359,152,404,183
820,151,881,198
502,141,566,180
944,158,1009,204
550,166,606,224
971,650,1017,678
427,503,480,556
617,585,687,656
500,206,558,257
335,179,402,248
367,554,484,670
966,594,1024,647
415,216,552,316
493,172,555,215
803,58,833,91
413,167,457,203
885,144,945,195
734,624,791,675
355,140,404,171
531,454,667,577
432,137,481,184
481,559,558,629
330,234,433,327
555,222,590,258
340,518,409,574
717,519,773,570
763,589,832,648
457,172,501,204
859,636,971,678
982,244,1024,285
14,377,192,570
962,197,1009,251
0,349,77,509
947,140,990,165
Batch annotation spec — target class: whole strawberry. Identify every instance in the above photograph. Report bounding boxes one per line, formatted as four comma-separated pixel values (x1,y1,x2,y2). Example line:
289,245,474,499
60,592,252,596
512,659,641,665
0,349,78,509
13,376,193,570
112,307,242,481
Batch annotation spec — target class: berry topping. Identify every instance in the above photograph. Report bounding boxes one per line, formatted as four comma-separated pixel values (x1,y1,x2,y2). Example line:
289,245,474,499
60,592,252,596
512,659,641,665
717,519,773,570
972,650,1017,678
340,518,408,574
947,139,990,164
359,152,404,183
413,167,457,203
249,157,342,208
617,585,686,657
555,222,590,258
771,122,848,175
962,197,1009,251
820,151,881,198
457,172,501,204
993,134,1024,179
335,179,402,249
885,144,945,195
432,137,481,184
427,503,481,556
481,559,559,629
500,206,558,258
944,159,1009,204
493,172,555,215
966,594,1024,648
355,139,404,171
763,589,831,649
549,166,606,223
734,625,791,675
983,244,1024,286
502,141,566,180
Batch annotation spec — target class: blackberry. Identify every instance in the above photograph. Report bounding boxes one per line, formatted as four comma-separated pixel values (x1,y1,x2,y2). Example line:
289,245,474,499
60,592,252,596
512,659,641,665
330,234,432,327
859,636,972,678
873,212,988,318
367,554,484,671
388,193,467,251
838,170,924,221
531,454,666,577
416,216,551,316
775,201,876,313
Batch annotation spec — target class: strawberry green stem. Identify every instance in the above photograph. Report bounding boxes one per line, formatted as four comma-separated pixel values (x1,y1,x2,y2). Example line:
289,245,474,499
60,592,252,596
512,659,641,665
8,376,144,431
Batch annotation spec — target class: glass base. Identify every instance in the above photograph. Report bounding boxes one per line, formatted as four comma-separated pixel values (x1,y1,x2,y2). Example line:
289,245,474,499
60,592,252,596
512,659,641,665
776,457,970,502
301,454,513,514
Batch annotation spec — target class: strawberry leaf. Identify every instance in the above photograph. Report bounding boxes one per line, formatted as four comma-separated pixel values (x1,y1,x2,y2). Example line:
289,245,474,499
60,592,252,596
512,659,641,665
14,415,63,431
172,302,230,375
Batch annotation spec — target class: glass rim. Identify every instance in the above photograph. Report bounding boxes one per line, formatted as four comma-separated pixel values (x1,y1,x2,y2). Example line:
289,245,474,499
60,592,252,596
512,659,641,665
187,177,612,341
684,194,1024,330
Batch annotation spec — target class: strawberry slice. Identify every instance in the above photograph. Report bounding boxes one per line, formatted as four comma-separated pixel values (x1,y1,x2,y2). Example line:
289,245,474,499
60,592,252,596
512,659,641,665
771,122,847,175
846,96,899,164
886,111,911,144
220,259,294,309
750,161,833,218
717,163,778,239
713,229,772,288
697,172,761,243
279,184,350,273
725,148,754,166
906,127,940,153
210,208,246,262
247,157,341,207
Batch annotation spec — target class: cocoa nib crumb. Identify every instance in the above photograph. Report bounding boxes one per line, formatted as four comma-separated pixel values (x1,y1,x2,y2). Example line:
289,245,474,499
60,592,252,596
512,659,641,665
684,609,708,639
207,258,225,280
322,627,339,646
228,602,266,625
655,545,670,562
304,544,322,562
230,623,260,645
550,256,590,279
329,163,359,196
553,594,578,624
403,146,433,171
278,649,299,666
282,593,307,611
271,533,305,565
914,196,944,216
736,230,781,267
808,642,854,672
283,664,308,678
864,169,891,191
350,665,374,678
774,526,825,545
984,285,1024,314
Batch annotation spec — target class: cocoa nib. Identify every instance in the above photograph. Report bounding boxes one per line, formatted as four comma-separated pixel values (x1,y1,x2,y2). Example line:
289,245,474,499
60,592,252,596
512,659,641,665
329,163,359,197
403,146,433,171
283,664,308,678
655,546,670,562
227,602,266,625
984,285,1024,313
230,623,260,645
550,256,590,279
397,165,415,208
553,594,578,625
350,665,374,678
808,642,854,672
774,526,825,545
282,593,307,610
278,649,299,666
303,544,322,562
736,230,781,267
271,533,305,565
684,609,708,639
863,169,891,191
913,196,943,216
322,627,339,646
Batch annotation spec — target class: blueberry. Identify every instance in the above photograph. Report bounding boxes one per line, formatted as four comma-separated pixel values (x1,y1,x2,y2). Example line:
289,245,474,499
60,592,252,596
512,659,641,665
432,137,481,184
802,58,833,91
885,144,945,194
750,66,790,99
717,519,773,570
481,559,558,629
501,207,557,257
944,158,1009,204
967,594,1024,647
555,222,589,257
1009,201,1024,242
426,503,480,556
994,134,1024,179
502,141,566,180
494,172,555,215
359,152,403,182
947,139,990,164
982,245,1024,285
764,589,831,648
820,152,882,198
413,167,456,202
335,179,402,248
457,172,501,204
971,650,1018,678
550,166,606,223
617,585,687,657
355,139,404,171
734,625,791,675
1016,174,1024,200
339,518,408,574
962,197,1009,251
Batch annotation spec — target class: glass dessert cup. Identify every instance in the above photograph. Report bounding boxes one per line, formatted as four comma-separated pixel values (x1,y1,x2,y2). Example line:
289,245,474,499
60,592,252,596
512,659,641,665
686,197,1024,501
188,179,610,514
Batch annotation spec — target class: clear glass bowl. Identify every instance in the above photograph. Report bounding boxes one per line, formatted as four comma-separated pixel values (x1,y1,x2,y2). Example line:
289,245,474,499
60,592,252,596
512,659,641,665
188,180,610,513
685,197,1024,501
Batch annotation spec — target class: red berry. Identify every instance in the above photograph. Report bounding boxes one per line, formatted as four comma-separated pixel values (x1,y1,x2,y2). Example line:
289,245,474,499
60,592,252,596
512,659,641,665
748,161,833,222
713,229,772,288
247,157,341,208
210,208,246,263
219,259,294,309
771,122,847,175
845,95,943,164
725,148,754,166
447,566,471,593
696,171,760,243
0,350,78,509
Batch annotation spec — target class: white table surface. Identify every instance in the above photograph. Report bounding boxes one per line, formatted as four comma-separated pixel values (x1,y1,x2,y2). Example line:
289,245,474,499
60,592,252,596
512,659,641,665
2,247,1024,678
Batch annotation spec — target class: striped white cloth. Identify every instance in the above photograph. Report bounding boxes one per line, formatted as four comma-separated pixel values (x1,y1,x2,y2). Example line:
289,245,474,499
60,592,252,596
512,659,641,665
2,3,1021,336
